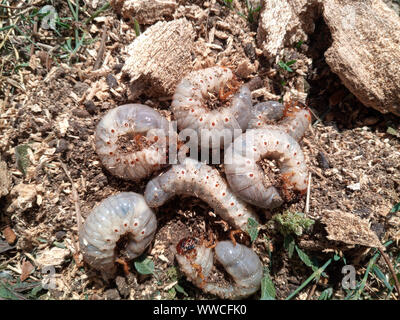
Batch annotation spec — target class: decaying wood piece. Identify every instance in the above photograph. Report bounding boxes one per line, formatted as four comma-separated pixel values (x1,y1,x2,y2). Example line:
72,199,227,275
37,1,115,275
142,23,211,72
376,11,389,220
122,18,194,98
257,0,321,62
323,0,400,116
111,0,177,25
321,210,384,250
0,157,10,197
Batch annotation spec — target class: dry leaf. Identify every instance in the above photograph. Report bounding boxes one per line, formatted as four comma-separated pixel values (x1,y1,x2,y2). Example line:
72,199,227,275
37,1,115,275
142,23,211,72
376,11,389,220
20,259,34,282
36,247,70,267
2,226,17,245
321,210,384,250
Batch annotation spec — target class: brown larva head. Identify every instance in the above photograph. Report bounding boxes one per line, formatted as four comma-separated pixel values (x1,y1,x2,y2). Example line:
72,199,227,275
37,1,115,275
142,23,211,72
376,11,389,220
176,237,199,257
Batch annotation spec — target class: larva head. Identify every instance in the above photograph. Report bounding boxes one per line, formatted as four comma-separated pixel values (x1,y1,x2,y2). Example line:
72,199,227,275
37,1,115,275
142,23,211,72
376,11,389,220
176,237,199,257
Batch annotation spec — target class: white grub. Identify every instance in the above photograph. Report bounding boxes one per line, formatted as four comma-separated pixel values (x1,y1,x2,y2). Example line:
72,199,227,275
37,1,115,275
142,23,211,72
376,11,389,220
95,104,174,181
79,192,157,279
144,157,259,231
171,66,253,150
175,238,263,299
224,128,308,209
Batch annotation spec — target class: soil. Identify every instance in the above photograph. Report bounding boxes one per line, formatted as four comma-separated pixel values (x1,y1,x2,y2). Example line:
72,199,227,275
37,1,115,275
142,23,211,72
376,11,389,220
0,0,399,300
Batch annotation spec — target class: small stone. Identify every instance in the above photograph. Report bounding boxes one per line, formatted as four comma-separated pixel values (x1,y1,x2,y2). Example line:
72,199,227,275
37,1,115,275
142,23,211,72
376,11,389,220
115,276,130,298
106,74,118,89
347,182,360,191
72,108,90,118
104,288,121,300
55,231,66,241
84,100,97,115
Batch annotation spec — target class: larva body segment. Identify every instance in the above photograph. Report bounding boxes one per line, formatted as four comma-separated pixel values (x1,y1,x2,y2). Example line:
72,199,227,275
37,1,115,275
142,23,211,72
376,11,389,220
224,128,308,209
171,66,252,149
248,101,312,141
79,192,157,278
175,239,263,299
144,157,259,231
95,104,172,181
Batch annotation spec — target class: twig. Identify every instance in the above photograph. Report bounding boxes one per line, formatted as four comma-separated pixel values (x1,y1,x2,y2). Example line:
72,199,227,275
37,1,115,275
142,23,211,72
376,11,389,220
59,159,83,233
93,26,107,70
305,172,312,214
306,282,317,300
378,247,400,298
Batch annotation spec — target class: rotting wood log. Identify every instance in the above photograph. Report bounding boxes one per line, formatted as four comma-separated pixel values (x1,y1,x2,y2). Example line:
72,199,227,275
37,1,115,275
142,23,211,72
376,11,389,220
257,0,400,116
323,0,400,116
122,18,194,98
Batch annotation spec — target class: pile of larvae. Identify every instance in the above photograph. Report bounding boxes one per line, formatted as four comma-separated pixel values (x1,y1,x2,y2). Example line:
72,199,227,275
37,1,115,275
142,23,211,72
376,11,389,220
79,66,311,299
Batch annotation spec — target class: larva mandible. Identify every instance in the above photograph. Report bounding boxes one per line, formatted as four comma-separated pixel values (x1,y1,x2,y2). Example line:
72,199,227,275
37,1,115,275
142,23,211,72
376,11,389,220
224,128,308,209
248,100,312,141
79,192,157,278
95,104,174,181
175,237,263,299
171,66,252,150
144,157,259,231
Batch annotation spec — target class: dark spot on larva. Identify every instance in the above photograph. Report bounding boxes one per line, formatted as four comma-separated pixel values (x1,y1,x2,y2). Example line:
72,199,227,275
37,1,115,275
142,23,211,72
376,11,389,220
249,173,254,177
116,158,120,162
287,144,290,148
253,148,257,152
258,123,261,126
111,129,115,133
124,123,128,127
264,142,267,145
124,223,128,227
225,118,229,122
199,117,203,122
107,141,111,145
141,231,145,235
114,229,118,233
276,141,279,145
136,158,139,162
294,152,297,156
189,98,193,101
181,170,185,174
297,161,300,165
215,184,219,187
107,239,111,242
230,202,234,206
222,192,226,196
206,176,209,179
109,152,113,155
154,136,159,142
212,122,215,126
191,109,194,112
238,214,242,217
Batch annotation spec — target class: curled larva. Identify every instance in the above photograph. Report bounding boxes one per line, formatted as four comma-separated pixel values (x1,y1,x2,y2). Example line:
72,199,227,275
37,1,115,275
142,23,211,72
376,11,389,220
144,157,259,231
224,128,308,209
175,238,263,299
248,101,312,141
79,192,157,278
171,66,252,149
95,104,173,181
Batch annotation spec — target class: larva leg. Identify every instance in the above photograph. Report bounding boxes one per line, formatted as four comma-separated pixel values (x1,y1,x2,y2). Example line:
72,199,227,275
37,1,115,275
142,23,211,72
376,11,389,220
175,238,263,299
171,66,253,150
95,104,175,181
144,157,259,231
79,192,157,279
224,129,308,209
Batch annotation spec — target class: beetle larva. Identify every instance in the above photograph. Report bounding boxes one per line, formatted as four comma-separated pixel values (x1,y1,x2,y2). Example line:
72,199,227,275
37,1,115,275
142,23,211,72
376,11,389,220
79,192,157,278
144,157,259,231
171,66,253,150
224,128,308,209
175,237,263,299
95,104,174,181
248,101,312,141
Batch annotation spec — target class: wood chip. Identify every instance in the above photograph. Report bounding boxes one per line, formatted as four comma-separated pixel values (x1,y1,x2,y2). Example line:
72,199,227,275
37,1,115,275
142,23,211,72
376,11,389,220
321,210,384,250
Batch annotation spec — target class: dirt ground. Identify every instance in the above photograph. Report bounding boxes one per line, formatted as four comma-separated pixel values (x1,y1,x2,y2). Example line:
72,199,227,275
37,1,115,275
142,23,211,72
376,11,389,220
0,0,399,300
